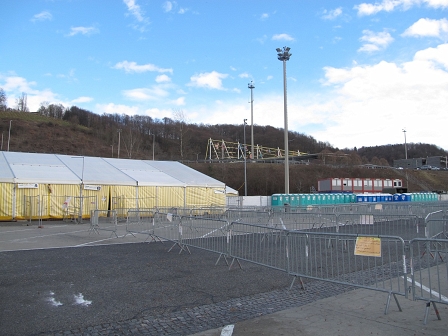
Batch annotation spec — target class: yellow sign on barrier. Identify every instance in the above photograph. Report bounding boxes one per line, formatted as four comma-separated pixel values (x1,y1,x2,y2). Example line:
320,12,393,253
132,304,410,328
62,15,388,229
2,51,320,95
354,237,381,257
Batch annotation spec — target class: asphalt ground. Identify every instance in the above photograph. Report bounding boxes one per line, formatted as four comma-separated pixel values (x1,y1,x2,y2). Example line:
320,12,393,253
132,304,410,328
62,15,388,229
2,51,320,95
1,221,448,335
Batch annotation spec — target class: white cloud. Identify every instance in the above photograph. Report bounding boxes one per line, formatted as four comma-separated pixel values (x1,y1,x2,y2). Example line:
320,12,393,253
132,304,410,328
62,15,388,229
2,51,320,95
188,71,229,90
272,34,295,41
97,102,140,115
122,87,170,101
322,7,343,20
155,74,171,83
171,97,186,105
71,96,93,103
123,0,145,21
260,13,269,20
0,75,68,111
311,43,448,148
238,72,250,78
355,0,448,16
31,11,52,22
123,0,149,32
113,61,173,74
402,18,448,39
163,1,173,12
358,30,394,52
67,26,99,37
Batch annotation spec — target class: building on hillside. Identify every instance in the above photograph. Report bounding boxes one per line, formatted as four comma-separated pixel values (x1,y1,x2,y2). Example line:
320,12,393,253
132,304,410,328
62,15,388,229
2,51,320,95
0,151,232,221
318,177,403,194
393,156,447,169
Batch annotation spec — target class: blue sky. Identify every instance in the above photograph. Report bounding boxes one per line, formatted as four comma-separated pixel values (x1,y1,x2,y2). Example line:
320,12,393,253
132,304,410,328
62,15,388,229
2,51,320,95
1,0,448,151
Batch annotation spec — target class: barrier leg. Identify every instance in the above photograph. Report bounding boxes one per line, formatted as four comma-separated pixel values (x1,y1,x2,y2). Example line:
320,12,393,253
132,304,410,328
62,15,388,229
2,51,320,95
423,301,441,325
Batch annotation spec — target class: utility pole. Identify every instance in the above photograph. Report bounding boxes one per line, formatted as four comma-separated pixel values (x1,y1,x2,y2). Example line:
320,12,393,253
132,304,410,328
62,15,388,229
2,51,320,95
248,81,255,160
243,119,247,196
117,129,121,158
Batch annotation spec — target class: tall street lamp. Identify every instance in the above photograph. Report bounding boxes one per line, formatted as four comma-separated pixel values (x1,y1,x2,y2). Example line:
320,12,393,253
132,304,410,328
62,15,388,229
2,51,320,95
150,133,155,160
72,156,85,223
117,129,122,158
7,120,12,151
243,119,247,197
277,46,292,194
402,129,407,160
248,81,255,160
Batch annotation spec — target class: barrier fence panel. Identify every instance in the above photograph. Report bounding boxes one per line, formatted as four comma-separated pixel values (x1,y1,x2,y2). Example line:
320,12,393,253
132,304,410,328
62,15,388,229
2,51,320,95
23,195,44,223
425,211,448,239
223,209,272,224
188,207,227,219
272,213,338,232
89,210,118,237
126,209,160,241
179,217,230,256
152,212,184,251
228,222,289,272
334,214,423,241
410,238,448,324
287,231,408,313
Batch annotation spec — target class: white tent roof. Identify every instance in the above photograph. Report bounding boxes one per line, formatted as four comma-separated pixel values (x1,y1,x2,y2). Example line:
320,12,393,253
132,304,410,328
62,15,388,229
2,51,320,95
0,151,226,188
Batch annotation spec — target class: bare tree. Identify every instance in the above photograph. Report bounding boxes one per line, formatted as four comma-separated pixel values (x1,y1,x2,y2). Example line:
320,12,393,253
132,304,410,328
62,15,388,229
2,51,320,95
15,92,29,112
172,109,189,160
0,88,6,111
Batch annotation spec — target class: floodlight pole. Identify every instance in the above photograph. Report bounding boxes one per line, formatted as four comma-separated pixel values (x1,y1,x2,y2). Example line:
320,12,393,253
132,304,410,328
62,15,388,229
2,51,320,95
7,120,12,151
277,47,292,194
402,129,407,160
72,156,85,223
117,129,122,158
248,81,255,160
151,133,155,160
243,119,247,197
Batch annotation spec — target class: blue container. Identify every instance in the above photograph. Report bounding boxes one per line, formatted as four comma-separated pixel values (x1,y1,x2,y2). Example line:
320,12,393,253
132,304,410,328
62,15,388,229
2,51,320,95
356,194,366,203
403,193,412,202
393,194,402,202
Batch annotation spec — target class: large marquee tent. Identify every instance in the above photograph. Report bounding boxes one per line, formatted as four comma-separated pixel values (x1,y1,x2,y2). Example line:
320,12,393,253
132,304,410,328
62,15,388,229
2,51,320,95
0,151,230,221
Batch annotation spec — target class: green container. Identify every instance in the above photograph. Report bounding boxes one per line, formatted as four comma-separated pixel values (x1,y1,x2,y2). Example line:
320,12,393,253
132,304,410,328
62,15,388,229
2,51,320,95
289,194,300,206
335,194,342,204
271,194,282,207
282,194,290,205
343,194,351,204
330,194,336,205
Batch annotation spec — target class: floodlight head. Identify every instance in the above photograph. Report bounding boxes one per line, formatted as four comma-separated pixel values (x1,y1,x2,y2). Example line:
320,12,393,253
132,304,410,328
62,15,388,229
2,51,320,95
276,48,282,52
285,47,290,52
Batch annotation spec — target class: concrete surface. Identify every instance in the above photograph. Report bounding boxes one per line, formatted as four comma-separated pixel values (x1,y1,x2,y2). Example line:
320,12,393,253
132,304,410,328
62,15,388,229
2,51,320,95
1,220,447,335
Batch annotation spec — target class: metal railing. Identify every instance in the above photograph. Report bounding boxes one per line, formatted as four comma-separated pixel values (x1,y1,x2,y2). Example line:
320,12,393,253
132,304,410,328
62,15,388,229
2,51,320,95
410,238,448,324
89,210,118,237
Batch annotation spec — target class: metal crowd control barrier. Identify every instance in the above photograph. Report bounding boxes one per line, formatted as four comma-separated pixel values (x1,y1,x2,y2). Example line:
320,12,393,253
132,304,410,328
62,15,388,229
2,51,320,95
89,210,118,237
151,212,187,253
335,214,423,241
287,231,408,314
425,210,448,239
180,216,230,264
125,209,163,243
410,238,448,324
271,212,338,232
228,221,289,272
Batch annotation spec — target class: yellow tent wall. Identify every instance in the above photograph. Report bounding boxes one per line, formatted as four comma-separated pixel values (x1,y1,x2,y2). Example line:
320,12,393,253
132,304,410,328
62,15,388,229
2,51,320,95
157,186,185,208
0,183,14,221
185,187,225,208
137,186,157,209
